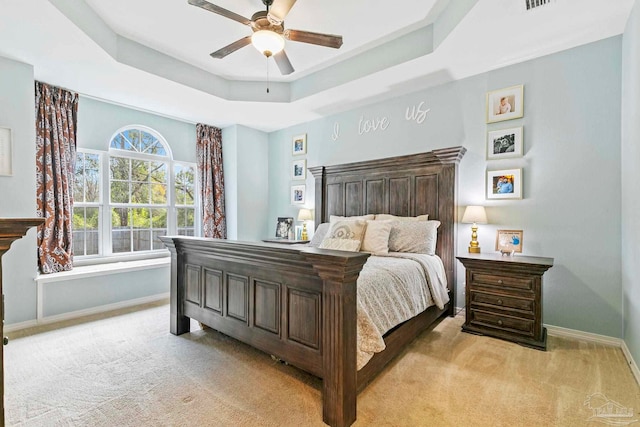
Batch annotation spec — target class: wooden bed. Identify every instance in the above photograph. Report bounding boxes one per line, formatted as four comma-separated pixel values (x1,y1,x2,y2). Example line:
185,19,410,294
160,146,465,427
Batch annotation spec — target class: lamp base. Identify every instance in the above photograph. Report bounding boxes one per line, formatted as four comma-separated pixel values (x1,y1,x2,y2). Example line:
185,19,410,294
468,246,481,254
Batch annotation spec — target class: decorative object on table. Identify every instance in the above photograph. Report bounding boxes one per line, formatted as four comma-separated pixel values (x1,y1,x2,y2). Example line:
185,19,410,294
461,205,488,253
486,85,524,123
486,168,522,200
292,159,306,180
292,134,307,155
275,217,293,239
291,184,305,204
495,229,523,254
297,208,313,240
294,225,303,241
487,127,523,160
0,127,12,176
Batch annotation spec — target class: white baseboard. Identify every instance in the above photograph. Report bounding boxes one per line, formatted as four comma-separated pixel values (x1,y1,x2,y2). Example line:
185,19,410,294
5,293,169,333
546,323,640,387
621,340,640,387
4,319,39,333
545,324,622,346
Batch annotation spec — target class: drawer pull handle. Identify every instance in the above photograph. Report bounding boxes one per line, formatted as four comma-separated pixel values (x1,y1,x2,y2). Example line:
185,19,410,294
497,319,503,326
497,279,503,285
497,299,503,305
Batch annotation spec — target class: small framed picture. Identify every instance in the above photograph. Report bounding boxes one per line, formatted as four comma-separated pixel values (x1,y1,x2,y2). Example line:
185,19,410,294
486,85,524,123
291,184,305,205
487,127,523,160
292,159,306,180
295,225,303,241
292,134,307,155
486,168,523,200
275,217,294,238
496,230,523,253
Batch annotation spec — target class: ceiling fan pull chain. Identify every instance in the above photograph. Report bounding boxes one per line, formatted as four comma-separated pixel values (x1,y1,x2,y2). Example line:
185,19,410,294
266,56,270,93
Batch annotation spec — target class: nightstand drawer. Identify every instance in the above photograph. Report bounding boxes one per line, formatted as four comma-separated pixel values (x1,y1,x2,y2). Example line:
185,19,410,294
469,310,534,336
470,272,533,291
470,291,534,314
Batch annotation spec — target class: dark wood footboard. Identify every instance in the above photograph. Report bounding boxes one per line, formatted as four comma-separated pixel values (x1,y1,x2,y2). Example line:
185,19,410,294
160,236,369,427
161,146,465,426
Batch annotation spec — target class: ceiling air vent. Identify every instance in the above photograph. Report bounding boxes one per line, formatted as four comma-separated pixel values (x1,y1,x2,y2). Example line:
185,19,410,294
525,0,553,10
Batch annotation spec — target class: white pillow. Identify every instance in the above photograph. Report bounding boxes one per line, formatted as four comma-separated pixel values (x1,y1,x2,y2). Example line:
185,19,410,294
361,220,393,255
375,214,429,222
319,219,367,252
388,220,440,255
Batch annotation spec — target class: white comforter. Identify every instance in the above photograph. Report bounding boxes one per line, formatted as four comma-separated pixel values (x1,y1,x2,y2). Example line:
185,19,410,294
355,253,449,369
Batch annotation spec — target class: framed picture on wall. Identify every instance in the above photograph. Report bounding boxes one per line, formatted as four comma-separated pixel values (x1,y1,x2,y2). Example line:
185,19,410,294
292,134,307,155
495,230,523,253
486,85,524,123
292,159,306,180
291,184,305,205
487,127,523,160
486,168,523,200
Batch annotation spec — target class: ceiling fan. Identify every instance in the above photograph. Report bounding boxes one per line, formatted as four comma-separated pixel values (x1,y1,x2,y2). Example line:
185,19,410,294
188,0,343,75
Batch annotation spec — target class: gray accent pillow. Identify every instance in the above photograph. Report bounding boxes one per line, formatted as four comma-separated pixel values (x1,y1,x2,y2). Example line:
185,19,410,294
308,223,330,247
388,220,440,255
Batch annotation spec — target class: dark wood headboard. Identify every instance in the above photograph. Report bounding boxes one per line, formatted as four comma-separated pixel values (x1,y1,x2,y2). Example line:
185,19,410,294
308,146,466,307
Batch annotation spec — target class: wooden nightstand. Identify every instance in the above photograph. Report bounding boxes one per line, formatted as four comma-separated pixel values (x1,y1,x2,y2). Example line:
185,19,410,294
456,253,554,350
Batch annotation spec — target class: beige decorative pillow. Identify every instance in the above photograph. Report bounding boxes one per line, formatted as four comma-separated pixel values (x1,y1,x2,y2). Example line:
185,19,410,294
375,214,429,222
319,219,367,252
388,220,440,255
361,220,393,255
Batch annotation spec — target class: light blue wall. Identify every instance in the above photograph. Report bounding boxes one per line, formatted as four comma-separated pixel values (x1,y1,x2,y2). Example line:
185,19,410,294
268,37,624,338
622,0,640,365
78,97,196,162
222,125,269,241
42,266,169,317
222,125,239,239
0,57,39,324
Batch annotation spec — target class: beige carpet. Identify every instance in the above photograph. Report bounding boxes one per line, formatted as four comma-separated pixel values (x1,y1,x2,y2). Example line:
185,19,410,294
5,303,640,426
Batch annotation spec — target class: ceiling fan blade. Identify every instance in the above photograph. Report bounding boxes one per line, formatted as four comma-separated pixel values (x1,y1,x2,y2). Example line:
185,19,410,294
268,0,297,23
188,0,251,26
210,36,252,58
274,50,295,75
284,29,343,49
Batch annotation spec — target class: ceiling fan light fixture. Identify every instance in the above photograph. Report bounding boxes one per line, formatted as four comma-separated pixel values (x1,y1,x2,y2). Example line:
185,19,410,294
251,30,285,57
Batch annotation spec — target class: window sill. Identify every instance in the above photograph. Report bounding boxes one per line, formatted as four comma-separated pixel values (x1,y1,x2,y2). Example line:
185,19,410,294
35,257,171,284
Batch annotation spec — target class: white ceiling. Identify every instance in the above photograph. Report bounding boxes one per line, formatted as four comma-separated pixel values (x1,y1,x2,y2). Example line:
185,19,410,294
0,0,635,132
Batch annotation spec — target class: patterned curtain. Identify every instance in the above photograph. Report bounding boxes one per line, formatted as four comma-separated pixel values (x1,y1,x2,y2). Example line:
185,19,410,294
196,123,227,238
35,81,78,273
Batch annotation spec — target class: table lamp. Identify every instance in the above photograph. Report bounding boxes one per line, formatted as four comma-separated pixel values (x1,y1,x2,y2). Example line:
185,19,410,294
297,208,313,240
461,205,488,253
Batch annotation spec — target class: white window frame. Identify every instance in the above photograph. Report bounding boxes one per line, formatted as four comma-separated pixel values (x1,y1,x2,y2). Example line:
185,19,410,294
73,149,103,258
74,125,199,266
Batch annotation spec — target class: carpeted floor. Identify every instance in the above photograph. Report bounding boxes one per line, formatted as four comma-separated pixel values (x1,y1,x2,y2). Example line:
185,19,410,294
5,303,640,426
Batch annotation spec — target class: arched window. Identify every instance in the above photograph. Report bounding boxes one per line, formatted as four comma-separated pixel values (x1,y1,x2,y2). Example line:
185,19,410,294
74,126,197,260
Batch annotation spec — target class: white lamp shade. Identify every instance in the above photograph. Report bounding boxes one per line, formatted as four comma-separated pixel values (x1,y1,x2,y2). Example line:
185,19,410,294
462,205,488,224
251,30,285,56
297,208,313,221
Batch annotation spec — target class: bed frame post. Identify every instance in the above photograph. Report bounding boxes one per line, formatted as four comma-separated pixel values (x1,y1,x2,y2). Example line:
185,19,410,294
305,251,370,427
164,239,190,335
